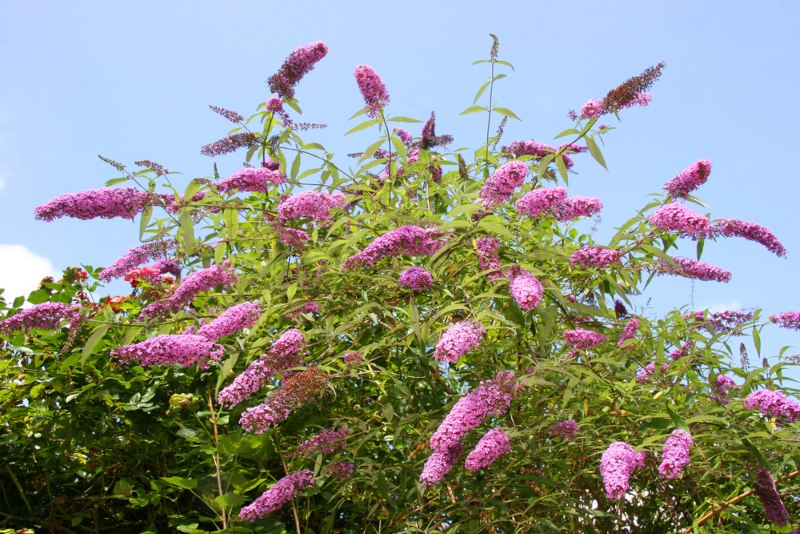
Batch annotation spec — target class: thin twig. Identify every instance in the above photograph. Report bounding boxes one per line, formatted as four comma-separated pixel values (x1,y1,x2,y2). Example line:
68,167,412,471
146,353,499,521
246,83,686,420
206,388,227,530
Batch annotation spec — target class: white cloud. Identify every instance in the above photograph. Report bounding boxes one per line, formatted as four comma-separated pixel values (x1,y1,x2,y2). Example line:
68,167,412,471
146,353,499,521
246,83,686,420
0,244,56,303
706,300,742,313
0,170,6,194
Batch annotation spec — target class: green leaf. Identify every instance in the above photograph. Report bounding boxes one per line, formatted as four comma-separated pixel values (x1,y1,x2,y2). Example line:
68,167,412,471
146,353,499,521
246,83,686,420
345,118,379,135
492,106,521,120
180,211,195,251
666,406,690,432
478,219,514,240
387,116,423,123
460,105,487,116
81,323,110,369
585,136,607,170
555,155,568,183
472,79,493,105
290,152,302,180
214,492,246,507
359,139,385,164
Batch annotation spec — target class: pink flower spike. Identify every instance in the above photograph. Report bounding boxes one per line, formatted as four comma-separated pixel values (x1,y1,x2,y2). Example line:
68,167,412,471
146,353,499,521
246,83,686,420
267,42,329,99
563,328,606,350
569,247,621,268
649,202,712,239
658,429,693,479
464,428,511,470
399,267,433,292
35,187,152,222
600,442,646,500
770,311,800,331
215,167,285,194
664,159,712,198
434,321,485,363
354,65,390,118
507,266,544,310
714,218,787,257
239,470,315,521
420,443,462,487
479,161,528,208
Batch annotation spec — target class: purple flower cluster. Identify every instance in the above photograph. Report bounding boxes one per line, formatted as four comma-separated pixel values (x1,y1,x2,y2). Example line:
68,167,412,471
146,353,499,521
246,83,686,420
465,428,511,470
99,240,175,281
215,167,285,194
141,264,237,318
580,91,651,119
714,375,738,404
267,41,328,99
507,266,544,310
658,429,693,479
502,140,583,169
664,159,712,198
354,65,390,118
744,389,800,424
429,371,517,453
239,470,315,521
658,256,732,283
419,443,462,487
752,468,788,526
343,225,445,269
600,442,646,500
514,187,568,217
636,362,656,384
618,317,640,347
398,266,433,292
479,160,529,208
770,311,800,331
686,310,754,333
475,237,503,281
35,187,152,222
275,226,310,249
556,196,604,220
670,342,693,361
296,428,348,456
549,420,580,442
277,191,344,224
201,132,259,157
343,351,362,366
569,247,621,268
285,301,319,319
325,462,355,481
112,334,223,368
0,302,81,334
150,258,181,278
563,328,606,350
714,218,787,257
434,321,485,363
196,301,261,341
649,202,712,239
217,328,305,406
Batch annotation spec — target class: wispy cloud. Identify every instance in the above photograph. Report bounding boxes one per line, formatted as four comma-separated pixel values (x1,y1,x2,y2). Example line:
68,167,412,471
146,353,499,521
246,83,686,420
705,300,743,313
0,244,56,303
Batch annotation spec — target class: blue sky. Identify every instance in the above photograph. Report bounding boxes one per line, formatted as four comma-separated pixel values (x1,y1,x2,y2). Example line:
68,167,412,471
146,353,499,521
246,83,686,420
1,0,799,364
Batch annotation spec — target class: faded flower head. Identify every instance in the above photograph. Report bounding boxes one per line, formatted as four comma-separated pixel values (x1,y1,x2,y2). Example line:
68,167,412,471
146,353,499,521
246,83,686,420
268,42,329,100
752,468,788,526
549,420,579,442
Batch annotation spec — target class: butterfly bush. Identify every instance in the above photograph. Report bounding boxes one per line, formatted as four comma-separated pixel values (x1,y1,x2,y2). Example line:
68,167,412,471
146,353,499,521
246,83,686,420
475,236,503,281
429,371,517,453
744,389,800,424
217,328,305,406
99,240,175,281
507,266,544,310
112,334,223,368
502,140,585,169
277,191,344,223
325,462,356,481
752,468,789,526
275,226,310,249
714,375,738,404
770,311,800,331
464,427,511,470
196,300,261,341
140,264,237,318
343,225,445,269
658,429,693,479
618,317,640,346
398,266,433,292
515,187,568,217
434,321,485,363
555,196,603,220
657,256,732,283
239,470,315,521
296,428,348,457
663,159,712,198
420,443,462,488
600,442,646,500
569,247,621,268
354,65,390,117
649,202,712,239
636,362,656,384
549,420,580,442
479,160,528,208
215,167,285,194
267,41,328,99
34,187,152,222
686,310,754,333
713,218,787,257
0,302,81,334
563,328,606,350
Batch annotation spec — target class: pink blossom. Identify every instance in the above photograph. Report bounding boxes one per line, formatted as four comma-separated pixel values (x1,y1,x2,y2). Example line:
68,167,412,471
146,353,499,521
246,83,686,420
686,310,754,333
549,420,580,442
275,226,310,249
569,247,621,268
217,328,305,406
770,311,800,331
664,159,712,198
99,240,175,281
239,470,315,521
618,317,640,347
752,468,789,526
555,196,603,221
197,301,261,341
325,462,355,481
464,428,511,470
354,65,390,118
581,98,604,119
285,301,319,319
201,133,259,157
636,362,656,384
35,187,152,222
267,41,329,99
434,321,485,363
475,236,503,281
563,328,606,350
420,443,462,487
343,351,362,366
744,389,800,424
0,302,81,334
507,266,544,310
714,218,787,257
649,202,712,239
296,428,348,456
140,264,236,318
343,225,445,269
658,429,693,479
277,191,344,224
215,167,285,194
502,140,580,169
600,442,646,500
714,375,738,403
399,266,433,292
515,187,568,217
479,161,528,208
429,371,517,453
657,256,731,283
112,334,223,368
